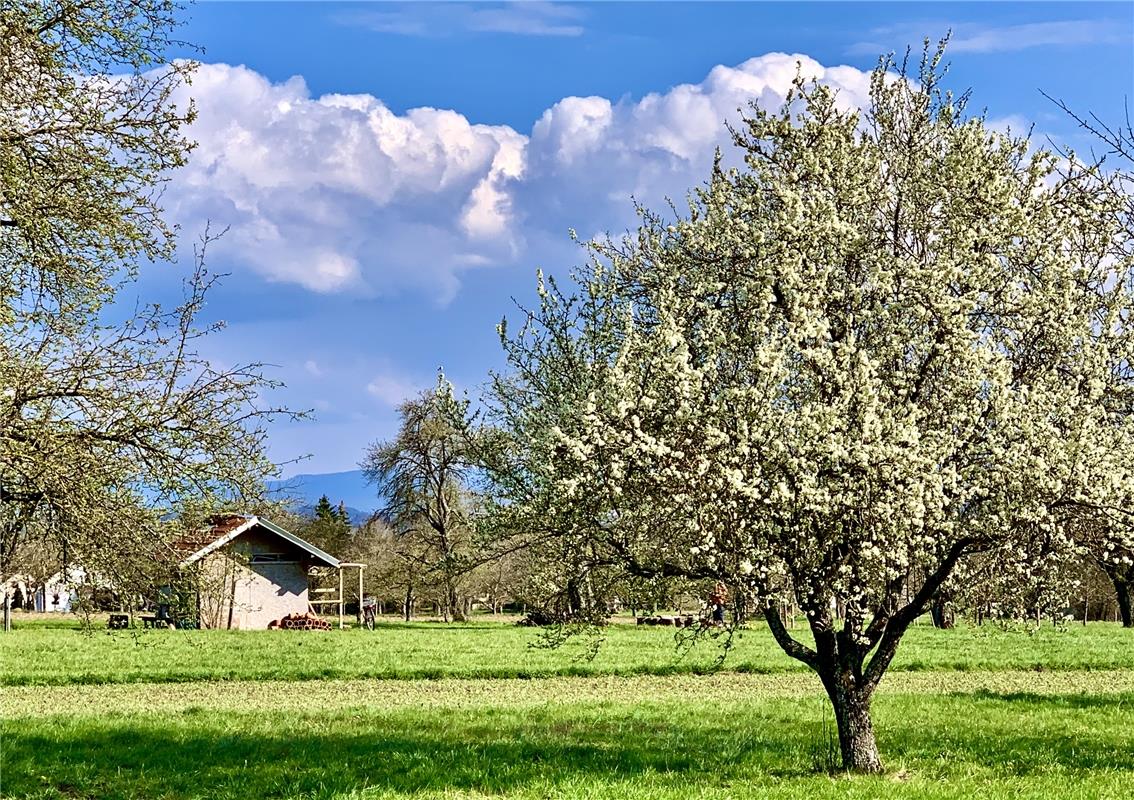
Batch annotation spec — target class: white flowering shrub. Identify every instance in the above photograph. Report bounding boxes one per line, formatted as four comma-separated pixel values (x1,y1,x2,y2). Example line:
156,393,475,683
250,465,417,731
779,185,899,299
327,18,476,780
487,46,1134,772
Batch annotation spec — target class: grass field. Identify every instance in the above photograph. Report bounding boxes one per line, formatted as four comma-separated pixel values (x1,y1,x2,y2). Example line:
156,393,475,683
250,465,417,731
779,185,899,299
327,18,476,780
2,614,1131,686
1,615,1132,799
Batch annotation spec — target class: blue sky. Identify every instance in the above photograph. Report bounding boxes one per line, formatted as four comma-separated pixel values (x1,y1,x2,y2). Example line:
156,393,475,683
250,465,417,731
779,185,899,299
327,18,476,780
141,1,1134,475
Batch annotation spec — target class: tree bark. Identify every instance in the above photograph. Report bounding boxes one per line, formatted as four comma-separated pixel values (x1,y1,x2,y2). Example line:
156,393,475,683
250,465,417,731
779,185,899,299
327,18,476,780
765,606,884,772
824,677,883,773
1115,579,1132,628
567,577,583,617
447,583,466,622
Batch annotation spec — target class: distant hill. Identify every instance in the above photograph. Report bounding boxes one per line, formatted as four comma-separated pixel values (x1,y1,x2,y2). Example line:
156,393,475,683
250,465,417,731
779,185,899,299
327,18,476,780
293,502,372,527
267,469,380,525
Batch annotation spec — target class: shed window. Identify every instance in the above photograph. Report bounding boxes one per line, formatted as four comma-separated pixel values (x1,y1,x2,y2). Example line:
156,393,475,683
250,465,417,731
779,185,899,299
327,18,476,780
250,553,297,564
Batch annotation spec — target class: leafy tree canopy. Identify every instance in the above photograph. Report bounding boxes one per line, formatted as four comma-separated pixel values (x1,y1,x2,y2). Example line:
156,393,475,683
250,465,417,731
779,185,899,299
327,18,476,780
1,0,195,325
0,2,300,604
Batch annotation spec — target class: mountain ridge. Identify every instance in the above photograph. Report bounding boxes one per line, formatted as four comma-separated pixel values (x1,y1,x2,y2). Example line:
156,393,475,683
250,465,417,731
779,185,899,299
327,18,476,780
267,469,379,523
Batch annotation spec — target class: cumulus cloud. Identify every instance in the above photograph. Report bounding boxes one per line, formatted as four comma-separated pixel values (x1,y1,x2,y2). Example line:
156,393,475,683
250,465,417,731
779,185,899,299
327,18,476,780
517,53,874,246
169,64,524,299
168,54,875,301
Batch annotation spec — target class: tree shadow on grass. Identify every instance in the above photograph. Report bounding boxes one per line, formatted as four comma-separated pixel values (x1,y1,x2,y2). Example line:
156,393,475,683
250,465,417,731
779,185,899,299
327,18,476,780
3,696,1132,799
7,714,697,800
875,691,1134,778
963,689,1134,710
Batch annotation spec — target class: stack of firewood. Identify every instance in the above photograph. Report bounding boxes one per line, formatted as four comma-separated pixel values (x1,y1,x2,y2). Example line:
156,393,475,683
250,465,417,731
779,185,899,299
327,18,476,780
270,611,331,631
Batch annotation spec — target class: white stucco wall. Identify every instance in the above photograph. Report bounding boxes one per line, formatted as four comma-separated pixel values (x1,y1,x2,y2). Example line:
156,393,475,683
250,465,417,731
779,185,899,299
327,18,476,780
31,567,86,612
195,527,314,629
230,559,310,629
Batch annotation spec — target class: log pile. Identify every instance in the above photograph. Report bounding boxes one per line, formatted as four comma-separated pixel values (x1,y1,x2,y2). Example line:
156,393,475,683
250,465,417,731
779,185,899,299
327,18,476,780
271,611,331,631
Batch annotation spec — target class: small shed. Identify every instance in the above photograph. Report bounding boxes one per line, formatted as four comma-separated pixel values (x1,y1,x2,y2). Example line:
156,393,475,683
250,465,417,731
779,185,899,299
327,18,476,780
32,566,87,612
176,514,343,630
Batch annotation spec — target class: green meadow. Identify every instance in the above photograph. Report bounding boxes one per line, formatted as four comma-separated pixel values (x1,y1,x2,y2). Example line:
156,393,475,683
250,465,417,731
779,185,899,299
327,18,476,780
2,616,1132,799
4,615,1131,686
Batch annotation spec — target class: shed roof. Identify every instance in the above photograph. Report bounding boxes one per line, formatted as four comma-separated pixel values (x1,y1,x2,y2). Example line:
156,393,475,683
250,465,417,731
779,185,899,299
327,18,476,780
176,515,340,569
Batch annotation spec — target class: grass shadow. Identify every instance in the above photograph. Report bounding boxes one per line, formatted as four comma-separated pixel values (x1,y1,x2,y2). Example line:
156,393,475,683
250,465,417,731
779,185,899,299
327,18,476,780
3,693,1133,799
963,690,1134,710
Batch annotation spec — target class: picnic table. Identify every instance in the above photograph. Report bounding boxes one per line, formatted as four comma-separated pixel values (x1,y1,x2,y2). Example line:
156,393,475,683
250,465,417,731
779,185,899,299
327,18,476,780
140,603,178,629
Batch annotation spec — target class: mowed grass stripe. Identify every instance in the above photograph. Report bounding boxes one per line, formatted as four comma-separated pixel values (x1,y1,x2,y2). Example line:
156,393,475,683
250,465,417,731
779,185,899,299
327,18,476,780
4,618,1132,686
3,677,1132,799
4,670,1133,717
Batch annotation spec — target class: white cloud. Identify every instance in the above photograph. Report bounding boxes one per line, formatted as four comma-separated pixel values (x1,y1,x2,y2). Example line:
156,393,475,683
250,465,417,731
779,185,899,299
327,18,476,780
303,359,323,377
341,2,585,38
950,20,1127,53
516,53,874,245
365,368,424,408
530,96,613,167
986,115,1034,137
168,54,876,301
851,20,1127,56
169,64,524,299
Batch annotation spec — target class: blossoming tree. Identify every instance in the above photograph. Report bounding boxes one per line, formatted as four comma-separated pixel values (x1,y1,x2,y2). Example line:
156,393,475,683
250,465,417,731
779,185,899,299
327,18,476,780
488,49,1134,772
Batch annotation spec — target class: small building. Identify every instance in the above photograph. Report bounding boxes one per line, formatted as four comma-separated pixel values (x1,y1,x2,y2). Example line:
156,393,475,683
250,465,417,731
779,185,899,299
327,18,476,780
175,514,341,630
5,567,114,614
33,567,84,612
2,574,34,611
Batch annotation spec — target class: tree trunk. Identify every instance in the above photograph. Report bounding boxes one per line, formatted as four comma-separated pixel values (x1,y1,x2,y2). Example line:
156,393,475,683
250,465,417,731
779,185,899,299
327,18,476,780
567,577,583,617
447,584,466,622
1115,579,1132,628
824,678,883,773
733,595,748,624
929,601,953,629
403,587,414,622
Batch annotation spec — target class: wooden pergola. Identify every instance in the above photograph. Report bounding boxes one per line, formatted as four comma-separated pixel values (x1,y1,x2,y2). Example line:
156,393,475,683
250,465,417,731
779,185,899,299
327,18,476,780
308,562,367,629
